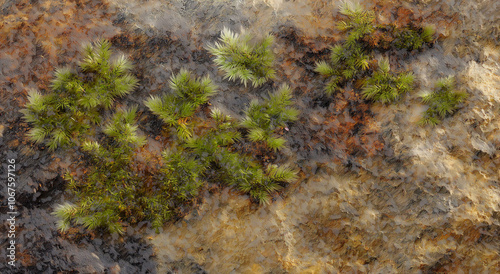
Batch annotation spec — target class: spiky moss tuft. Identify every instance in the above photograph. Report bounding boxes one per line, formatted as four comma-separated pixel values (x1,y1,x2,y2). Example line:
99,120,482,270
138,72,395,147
315,1,374,95
315,2,435,96
52,108,146,235
361,58,414,103
215,149,298,205
21,39,137,150
208,27,276,87
241,84,299,151
181,106,299,205
337,1,375,45
394,25,436,51
419,76,468,126
145,69,218,140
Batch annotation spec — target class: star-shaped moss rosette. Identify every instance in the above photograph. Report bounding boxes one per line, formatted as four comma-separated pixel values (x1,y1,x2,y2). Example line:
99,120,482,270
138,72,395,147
208,27,276,87
362,58,414,103
144,69,218,140
241,84,299,151
419,76,468,126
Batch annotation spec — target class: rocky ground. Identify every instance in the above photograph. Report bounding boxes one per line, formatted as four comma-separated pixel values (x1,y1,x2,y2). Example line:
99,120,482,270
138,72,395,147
0,0,498,273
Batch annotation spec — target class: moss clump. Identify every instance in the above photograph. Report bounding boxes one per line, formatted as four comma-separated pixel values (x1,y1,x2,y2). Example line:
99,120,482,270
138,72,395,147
394,25,435,50
315,3,435,97
230,161,297,205
21,40,137,150
159,149,209,204
144,69,217,140
185,109,297,204
184,108,242,165
44,33,298,234
144,67,299,206
241,84,300,151
419,76,468,126
53,108,146,235
362,58,414,103
208,27,276,87
315,2,374,95
336,1,375,44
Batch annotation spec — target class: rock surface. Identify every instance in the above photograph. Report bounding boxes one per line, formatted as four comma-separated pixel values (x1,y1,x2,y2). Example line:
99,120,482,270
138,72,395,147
0,0,498,273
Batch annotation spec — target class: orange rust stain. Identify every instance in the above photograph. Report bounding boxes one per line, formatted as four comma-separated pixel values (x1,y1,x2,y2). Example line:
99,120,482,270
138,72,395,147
17,250,35,267
308,89,385,163
395,7,414,27
0,0,118,106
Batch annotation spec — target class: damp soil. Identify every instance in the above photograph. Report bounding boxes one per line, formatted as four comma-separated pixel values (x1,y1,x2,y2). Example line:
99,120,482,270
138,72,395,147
0,0,499,273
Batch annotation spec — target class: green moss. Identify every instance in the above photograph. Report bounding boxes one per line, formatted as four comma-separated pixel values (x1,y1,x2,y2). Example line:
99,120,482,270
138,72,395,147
39,34,299,235
52,108,146,235
235,163,297,205
315,2,374,95
144,69,218,140
21,40,137,150
184,108,297,204
419,76,468,126
160,149,207,202
241,84,299,151
208,27,276,87
315,3,434,97
184,108,242,161
394,25,435,50
361,58,414,103
337,1,375,44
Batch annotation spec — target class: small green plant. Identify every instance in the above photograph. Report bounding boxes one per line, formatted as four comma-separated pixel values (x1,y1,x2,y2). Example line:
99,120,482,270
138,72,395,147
145,69,217,140
159,149,207,202
185,108,242,163
419,76,468,125
361,58,414,103
52,108,146,234
21,40,137,150
77,40,139,109
134,147,208,232
208,27,276,87
394,25,435,50
208,144,297,204
236,164,298,204
315,3,434,96
21,88,87,150
336,1,375,45
185,108,298,204
315,2,374,95
241,84,299,151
